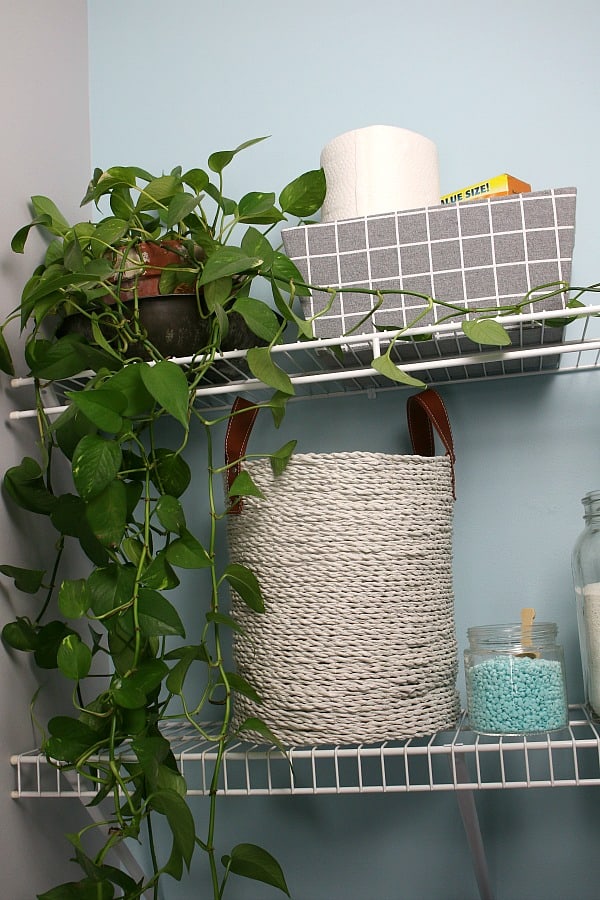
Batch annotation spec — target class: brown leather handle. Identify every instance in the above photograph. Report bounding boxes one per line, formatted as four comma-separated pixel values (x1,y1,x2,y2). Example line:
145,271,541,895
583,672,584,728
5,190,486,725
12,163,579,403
407,389,456,498
225,389,456,513
225,396,259,514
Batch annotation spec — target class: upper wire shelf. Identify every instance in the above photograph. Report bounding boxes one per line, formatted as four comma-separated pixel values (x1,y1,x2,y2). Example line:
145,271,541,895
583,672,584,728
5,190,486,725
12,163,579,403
11,705,600,799
8,305,600,419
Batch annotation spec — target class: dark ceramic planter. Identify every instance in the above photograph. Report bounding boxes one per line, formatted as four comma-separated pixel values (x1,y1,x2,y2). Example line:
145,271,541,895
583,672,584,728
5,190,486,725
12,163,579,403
57,294,268,360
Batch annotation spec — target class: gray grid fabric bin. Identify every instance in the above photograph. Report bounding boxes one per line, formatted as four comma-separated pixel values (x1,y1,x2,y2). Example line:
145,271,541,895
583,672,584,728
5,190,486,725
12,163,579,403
282,187,577,356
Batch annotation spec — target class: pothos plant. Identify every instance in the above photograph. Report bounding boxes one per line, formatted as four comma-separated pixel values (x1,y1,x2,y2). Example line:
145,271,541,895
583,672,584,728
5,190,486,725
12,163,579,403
0,138,328,900
0,132,593,899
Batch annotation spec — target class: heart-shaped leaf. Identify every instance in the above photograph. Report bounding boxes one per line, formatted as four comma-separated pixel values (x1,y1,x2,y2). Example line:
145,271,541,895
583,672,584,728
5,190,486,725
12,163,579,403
279,168,326,217
246,347,294,395
72,435,122,501
165,529,211,569
149,789,195,869
57,634,92,681
58,579,90,619
140,360,190,429
224,563,265,612
137,589,186,637
371,354,426,387
462,318,512,347
0,565,45,594
223,843,290,897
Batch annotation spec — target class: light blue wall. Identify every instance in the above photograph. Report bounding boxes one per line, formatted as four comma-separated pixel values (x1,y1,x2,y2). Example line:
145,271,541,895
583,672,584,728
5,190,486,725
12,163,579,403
86,2,600,898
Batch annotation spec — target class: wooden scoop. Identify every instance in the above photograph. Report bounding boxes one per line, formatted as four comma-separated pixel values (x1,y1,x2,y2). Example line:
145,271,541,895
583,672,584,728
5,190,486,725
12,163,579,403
517,607,540,658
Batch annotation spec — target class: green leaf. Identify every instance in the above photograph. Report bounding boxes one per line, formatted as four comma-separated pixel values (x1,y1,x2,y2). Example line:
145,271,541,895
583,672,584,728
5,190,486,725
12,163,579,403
165,192,200,227
228,470,266,501
85,480,128,548
102,363,154,416
72,435,122,501
66,389,126,434
232,297,281,342
63,233,85,273
88,564,137,618
31,195,71,235
371,354,426,387
238,192,284,225
462,317,512,347
139,360,190,429
150,789,195,869
4,457,56,515
271,279,314,339
45,715,99,763
25,335,91,380
34,620,75,669
11,213,52,253
57,634,92,681
0,328,14,375
267,391,292,428
38,878,115,899
225,671,262,705
127,658,168,695
141,551,180,591
50,494,88,537
54,408,98,461
165,648,197,694
246,347,294,394
138,589,186,637
224,563,265,612
241,226,275,268
135,174,179,211
270,440,297,475
279,168,326,217
198,246,262,285
223,843,290,897
58,579,90,619
155,495,186,534
165,529,211,569
271,252,310,296
122,537,144,566
150,449,191,498
203,276,233,312
112,661,167,709
69,846,138,895
27,333,120,380
0,564,44,594
236,717,287,752
205,611,243,633
2,617,39,652
208,136,269,174
182,168,209,193
88,217,128,255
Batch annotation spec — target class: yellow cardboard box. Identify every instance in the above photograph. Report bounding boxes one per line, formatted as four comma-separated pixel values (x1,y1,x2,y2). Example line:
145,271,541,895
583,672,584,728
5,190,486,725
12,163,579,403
440,174,532,205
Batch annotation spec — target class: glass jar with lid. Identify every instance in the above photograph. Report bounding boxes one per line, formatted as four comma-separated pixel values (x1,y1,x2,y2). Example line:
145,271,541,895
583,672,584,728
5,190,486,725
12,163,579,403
464,621,568,734
572,490,600,716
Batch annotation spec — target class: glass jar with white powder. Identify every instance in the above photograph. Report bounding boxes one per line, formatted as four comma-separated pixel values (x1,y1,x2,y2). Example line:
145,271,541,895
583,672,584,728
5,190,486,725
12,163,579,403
572,490,600,716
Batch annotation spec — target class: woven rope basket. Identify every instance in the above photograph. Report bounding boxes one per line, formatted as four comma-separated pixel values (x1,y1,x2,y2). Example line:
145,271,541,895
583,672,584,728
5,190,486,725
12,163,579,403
225,391,460,746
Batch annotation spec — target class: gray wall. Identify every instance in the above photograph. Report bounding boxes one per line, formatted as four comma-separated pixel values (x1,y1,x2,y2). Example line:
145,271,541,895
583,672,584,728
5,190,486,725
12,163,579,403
0,2,93,896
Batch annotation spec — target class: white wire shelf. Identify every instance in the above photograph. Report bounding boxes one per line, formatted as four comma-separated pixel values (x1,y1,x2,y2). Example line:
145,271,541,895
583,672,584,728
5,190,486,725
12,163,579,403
7,306,600,419
11,705,600,800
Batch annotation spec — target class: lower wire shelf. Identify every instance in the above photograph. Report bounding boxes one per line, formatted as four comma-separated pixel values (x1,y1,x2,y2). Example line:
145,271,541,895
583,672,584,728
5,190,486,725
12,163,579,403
11,705,600,800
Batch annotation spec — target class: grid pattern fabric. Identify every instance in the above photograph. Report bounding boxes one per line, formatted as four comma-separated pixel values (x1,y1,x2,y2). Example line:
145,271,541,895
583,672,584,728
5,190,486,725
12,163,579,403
282,187,577,341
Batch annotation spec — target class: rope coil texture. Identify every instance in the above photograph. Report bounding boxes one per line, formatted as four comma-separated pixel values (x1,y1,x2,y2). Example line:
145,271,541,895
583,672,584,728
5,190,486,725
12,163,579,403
227,451,459,745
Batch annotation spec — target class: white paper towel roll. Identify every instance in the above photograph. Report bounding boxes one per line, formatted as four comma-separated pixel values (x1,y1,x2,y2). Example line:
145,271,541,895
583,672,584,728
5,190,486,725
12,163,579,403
320,125,440,222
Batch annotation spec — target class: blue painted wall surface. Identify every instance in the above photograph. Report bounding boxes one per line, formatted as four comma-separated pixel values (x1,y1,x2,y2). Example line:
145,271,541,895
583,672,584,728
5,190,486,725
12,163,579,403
86,2,600,898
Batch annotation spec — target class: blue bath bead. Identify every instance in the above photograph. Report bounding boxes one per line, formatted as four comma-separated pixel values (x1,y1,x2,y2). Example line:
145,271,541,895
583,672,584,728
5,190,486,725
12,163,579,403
466,655,568,734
